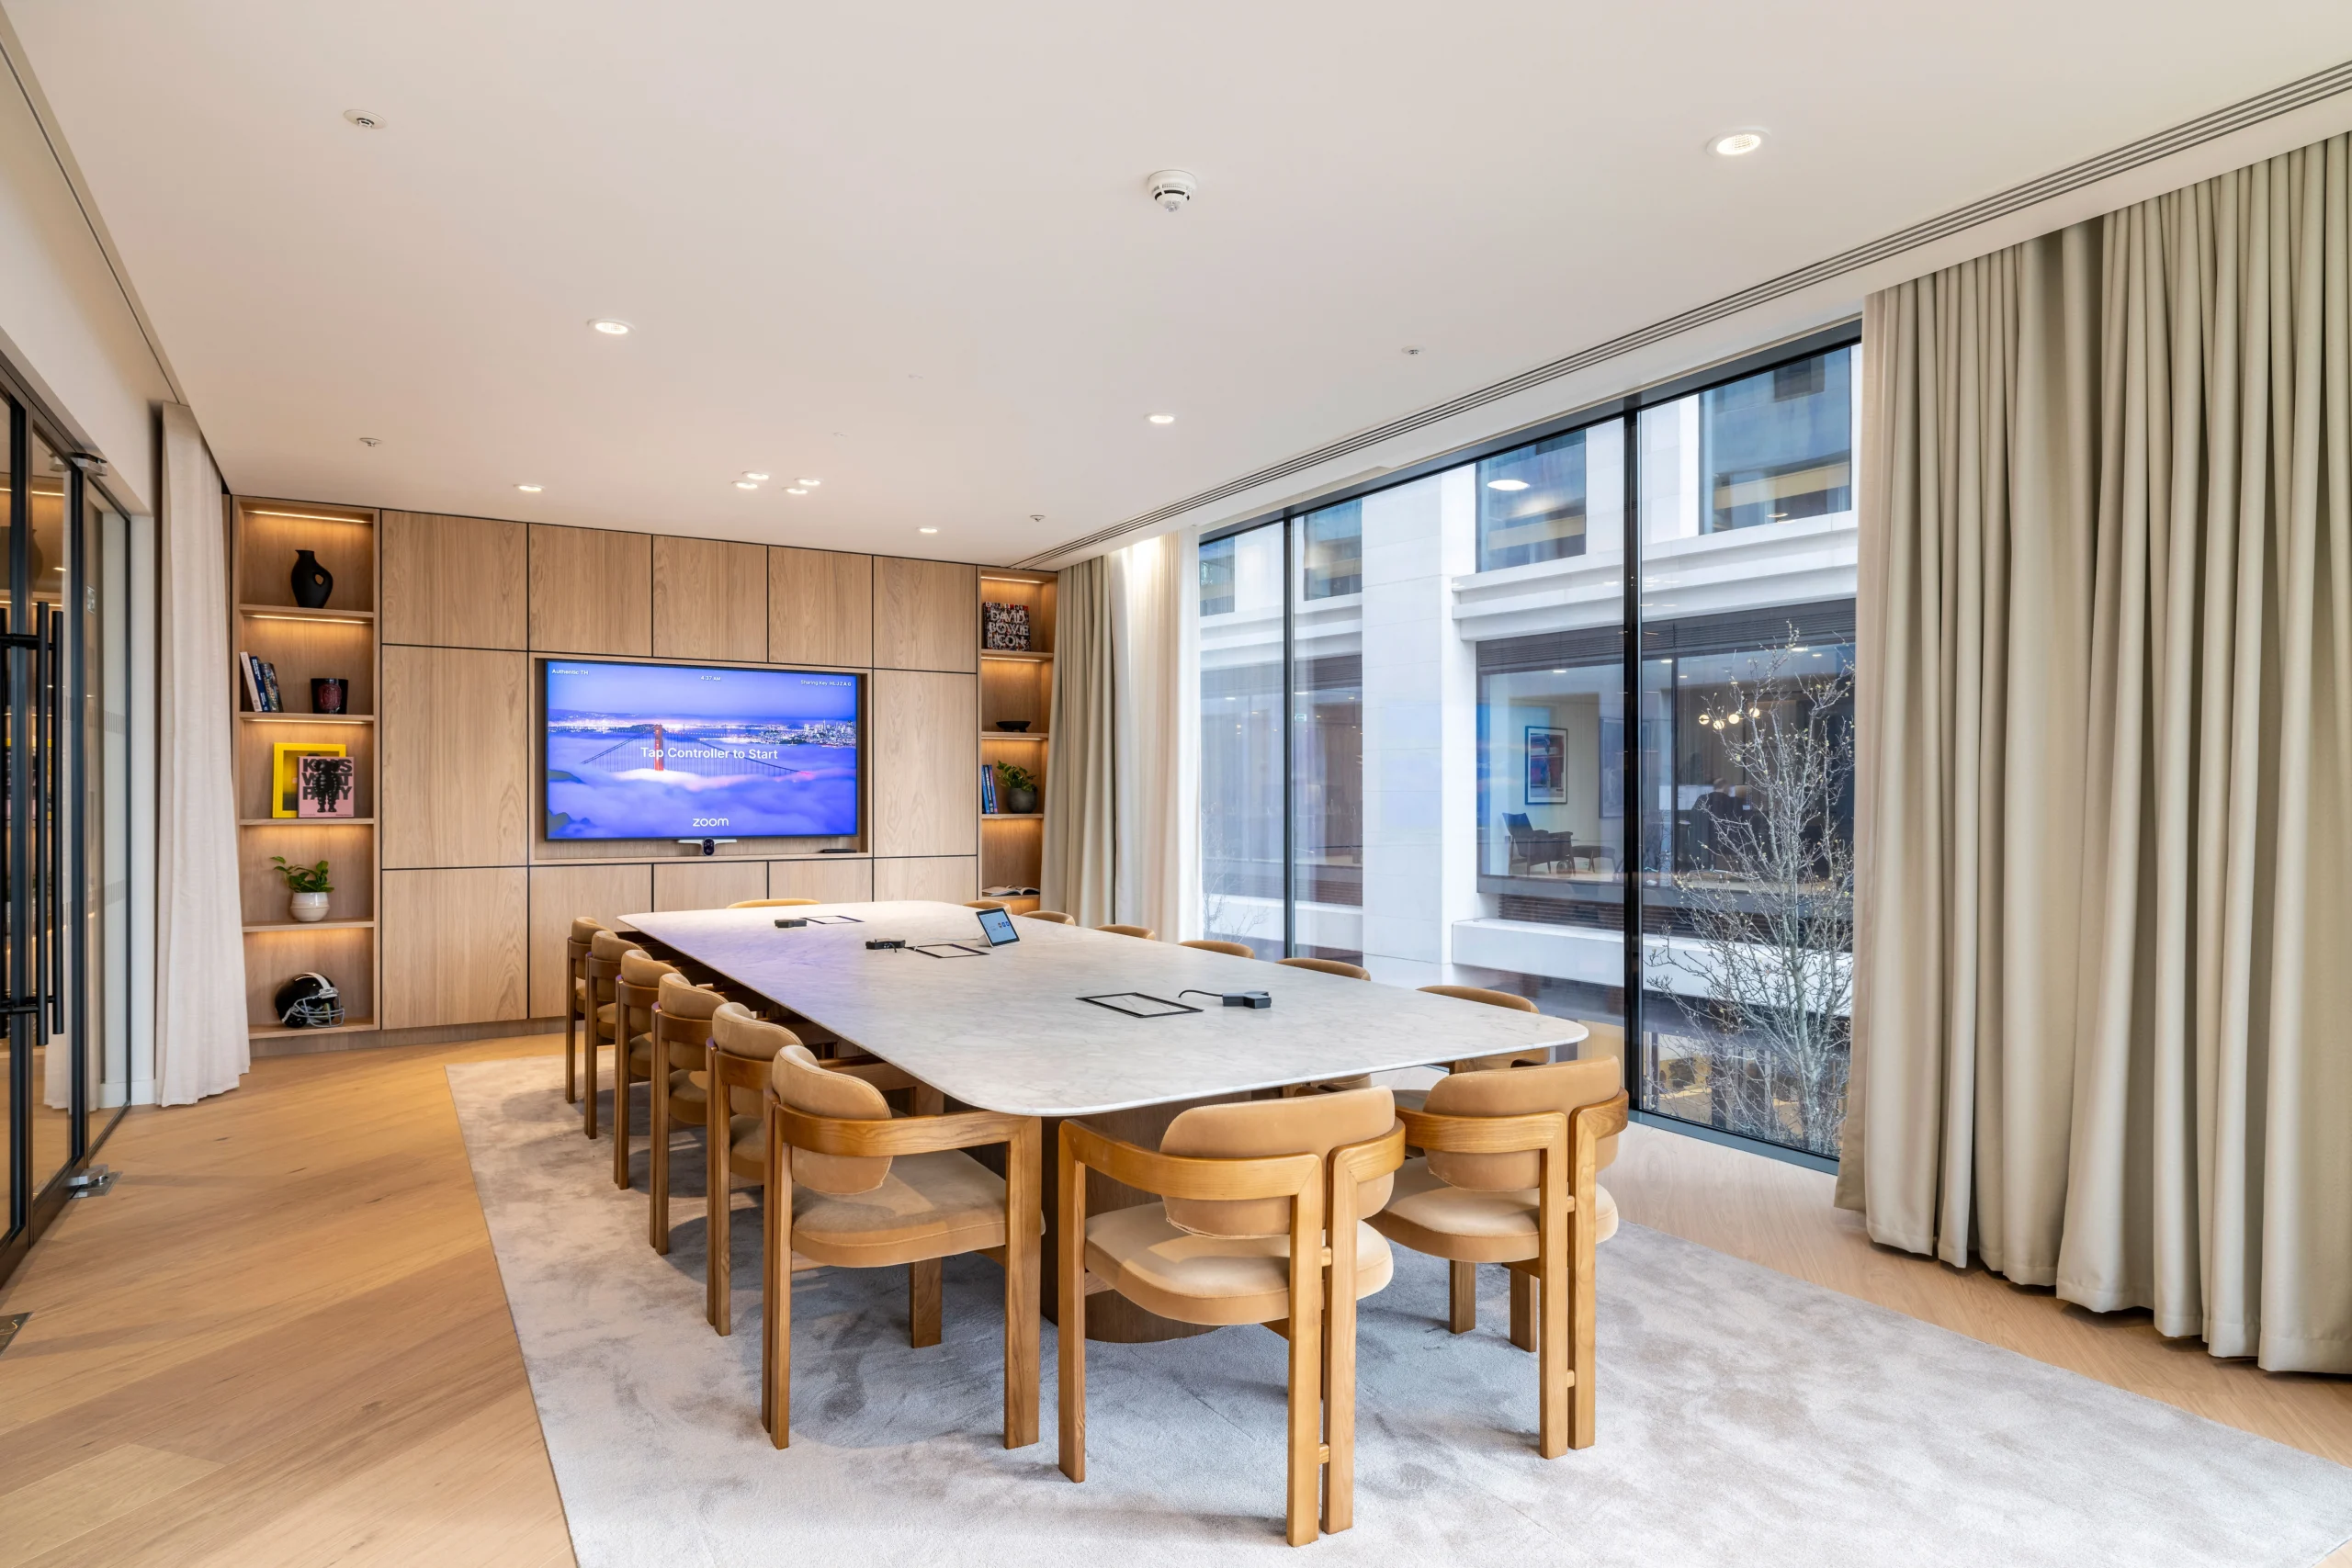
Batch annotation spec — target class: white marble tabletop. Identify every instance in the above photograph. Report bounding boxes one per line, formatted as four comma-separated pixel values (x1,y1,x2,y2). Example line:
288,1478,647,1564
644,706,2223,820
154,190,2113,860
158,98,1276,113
622,900,1591,1117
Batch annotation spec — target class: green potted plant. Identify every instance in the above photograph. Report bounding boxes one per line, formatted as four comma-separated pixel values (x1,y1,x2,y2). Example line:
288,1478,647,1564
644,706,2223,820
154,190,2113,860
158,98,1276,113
272,855,333,923
996,761,1039,816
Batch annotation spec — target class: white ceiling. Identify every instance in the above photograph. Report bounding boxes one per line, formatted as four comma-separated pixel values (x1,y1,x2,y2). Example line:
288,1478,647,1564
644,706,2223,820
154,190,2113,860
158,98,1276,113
13,2,2352,564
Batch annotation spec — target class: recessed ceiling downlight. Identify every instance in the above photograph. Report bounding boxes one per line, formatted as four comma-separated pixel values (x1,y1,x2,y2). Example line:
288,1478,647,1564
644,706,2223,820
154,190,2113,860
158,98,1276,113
742,471,770,481
918,527,939,535
1487,478,1529,491
1711,130,1766,158
734,479,760,491
786,488,808,496
514,483,543,493
796,477,821,487
589,319,632,335
1148,413,1176,425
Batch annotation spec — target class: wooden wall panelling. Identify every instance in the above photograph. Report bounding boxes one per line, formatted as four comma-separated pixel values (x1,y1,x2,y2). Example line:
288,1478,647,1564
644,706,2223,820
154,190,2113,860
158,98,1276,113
381,647,530,868
244,926,377,1030
239,824,376,926
236,506,376,611
381,512,527,649
871,856,976,904
526,863,653,1017
651,860,769,912
873,558,976,672
381,868,529,1028
873,669,977,857
767,856,874,904
874,856,978,903
769,547,873,668
235,719,375,821
652,536,768,662
529,525,652,655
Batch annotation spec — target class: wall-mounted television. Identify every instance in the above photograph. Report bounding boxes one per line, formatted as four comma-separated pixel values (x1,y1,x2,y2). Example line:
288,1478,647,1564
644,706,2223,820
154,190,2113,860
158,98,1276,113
543,659,861,840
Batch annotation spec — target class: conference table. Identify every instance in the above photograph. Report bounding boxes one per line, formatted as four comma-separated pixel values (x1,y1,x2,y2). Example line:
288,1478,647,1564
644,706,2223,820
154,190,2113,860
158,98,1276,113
624,899,1592,1339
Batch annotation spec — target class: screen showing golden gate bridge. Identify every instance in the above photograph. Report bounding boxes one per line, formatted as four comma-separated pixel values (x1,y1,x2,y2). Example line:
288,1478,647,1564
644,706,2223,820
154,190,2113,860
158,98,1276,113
544,660,861,840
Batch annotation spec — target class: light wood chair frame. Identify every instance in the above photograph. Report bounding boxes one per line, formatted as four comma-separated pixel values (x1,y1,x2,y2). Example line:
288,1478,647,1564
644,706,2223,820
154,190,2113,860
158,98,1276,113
1057,1118,1404,1545
580,942,634,1140
609,969,670,1188
562,928,596,1105
1390,1089,1628,1456
647,998,715,1254
762,1088,1042,1452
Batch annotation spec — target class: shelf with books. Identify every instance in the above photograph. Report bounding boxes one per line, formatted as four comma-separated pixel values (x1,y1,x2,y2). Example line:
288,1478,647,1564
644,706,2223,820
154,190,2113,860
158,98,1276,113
978,569,1056,902
231,497,381,1042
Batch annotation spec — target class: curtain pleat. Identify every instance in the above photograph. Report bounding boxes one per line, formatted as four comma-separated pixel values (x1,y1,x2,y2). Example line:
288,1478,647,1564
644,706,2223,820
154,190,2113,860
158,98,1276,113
1041,557,1115,925
1848,134,2352,1371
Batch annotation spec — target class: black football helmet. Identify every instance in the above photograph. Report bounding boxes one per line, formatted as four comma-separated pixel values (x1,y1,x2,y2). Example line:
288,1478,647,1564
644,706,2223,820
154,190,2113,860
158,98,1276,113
274,971,344,1028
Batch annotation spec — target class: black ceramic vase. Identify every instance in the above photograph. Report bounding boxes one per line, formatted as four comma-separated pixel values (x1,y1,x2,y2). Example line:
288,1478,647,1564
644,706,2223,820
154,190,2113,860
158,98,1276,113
290,549,334,609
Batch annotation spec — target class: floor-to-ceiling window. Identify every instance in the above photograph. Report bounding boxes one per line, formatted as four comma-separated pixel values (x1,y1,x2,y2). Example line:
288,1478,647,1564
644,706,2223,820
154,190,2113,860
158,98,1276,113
1195,329,1859,1164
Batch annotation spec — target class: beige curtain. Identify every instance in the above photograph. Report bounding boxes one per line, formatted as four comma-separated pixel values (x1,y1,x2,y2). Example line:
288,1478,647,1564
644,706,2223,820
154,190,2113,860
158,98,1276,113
1111,530,1201,942
1844,134,2351,1371
154,404,250,1105
1041,556,1114,924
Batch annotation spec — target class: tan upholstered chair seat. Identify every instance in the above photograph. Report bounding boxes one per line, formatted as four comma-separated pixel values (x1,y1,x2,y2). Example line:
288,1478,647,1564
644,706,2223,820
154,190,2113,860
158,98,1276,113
1370,1157,1617,1264
725,1126,1025,1268
1082,1203,1393,1326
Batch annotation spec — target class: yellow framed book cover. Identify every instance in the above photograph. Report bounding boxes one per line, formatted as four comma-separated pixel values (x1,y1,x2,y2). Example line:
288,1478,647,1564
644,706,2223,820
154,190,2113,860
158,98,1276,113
270,742,346,818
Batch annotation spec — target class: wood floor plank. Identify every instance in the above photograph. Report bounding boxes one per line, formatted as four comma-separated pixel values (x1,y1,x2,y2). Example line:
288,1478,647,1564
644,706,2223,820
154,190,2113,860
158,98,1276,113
0,1443,221,1568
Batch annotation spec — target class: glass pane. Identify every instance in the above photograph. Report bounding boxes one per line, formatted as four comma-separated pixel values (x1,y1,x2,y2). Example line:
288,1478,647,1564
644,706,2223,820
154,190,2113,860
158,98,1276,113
1465,422,1629,1055
1291,507,1361,962
28,430,70,1195
1636,345,1860,1158
1198,524,1283,955
0,403,10,1234
84,496,127,1146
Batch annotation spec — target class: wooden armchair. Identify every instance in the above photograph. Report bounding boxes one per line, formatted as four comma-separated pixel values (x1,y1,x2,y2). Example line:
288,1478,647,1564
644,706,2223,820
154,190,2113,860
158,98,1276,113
1180,938,1255,957
1368,1060,1628,1456
1022,910,1075,925
562,916,606,1106
609,951,682,1187
763,1042,1041,1452
648,972,725,1253
706,1003,798,1334
1095,923,1157,940
1058,1089,1405,1545
581,929,644,1139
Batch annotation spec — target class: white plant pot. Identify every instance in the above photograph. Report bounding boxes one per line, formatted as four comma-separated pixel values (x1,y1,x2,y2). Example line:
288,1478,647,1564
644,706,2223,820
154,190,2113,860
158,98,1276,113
289,890,331,923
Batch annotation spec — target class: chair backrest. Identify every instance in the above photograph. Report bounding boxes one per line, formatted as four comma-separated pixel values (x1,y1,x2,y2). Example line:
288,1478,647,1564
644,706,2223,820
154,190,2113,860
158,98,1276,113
1023,909,1075,925
1181,939,1254,958
730,897,820,908
617,949,675,992
1097,923,1157,940
1160,1087,1396,1237
1423,1057,1623,1191
568,916,606,955
1276,955,1369,981
712,1001,802,1116
654,971,725,1066
585,929,642,990
1503,812,1533,837
1419,984,1537,1012
771,1043,893,1195
967,899,1010,910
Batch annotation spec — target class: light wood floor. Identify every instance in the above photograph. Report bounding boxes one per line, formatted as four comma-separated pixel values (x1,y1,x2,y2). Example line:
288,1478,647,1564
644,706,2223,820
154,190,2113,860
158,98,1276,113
0,1034,2346,1567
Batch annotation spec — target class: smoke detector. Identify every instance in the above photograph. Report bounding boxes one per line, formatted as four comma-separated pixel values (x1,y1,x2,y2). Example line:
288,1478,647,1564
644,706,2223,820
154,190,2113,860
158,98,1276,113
1146,169,1196,212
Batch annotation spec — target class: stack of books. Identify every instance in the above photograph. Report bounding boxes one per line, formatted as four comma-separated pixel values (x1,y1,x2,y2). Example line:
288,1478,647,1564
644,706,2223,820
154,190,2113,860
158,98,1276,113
237,651,285,712
979,763,999,813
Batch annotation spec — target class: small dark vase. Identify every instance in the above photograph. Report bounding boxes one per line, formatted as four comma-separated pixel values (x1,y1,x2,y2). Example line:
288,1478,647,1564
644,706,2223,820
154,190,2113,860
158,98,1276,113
311,678,348,715
1004,785,1038,815
290,549,334,609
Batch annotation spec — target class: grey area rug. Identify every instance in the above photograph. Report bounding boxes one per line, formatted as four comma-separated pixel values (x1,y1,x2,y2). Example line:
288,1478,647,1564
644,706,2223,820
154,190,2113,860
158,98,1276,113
447,1057,2352,1567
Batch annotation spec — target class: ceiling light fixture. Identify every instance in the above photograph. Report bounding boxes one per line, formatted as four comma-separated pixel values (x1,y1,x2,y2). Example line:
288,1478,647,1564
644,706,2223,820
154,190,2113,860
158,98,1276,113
1487,478,1529,491
514,483,543,493
734,479,760,491
785,488,808,495
589,319,632,335
1148,413,1176,425
796,477,821,487
1711,130,1766,158
742,471,770,482
918,527,939,535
